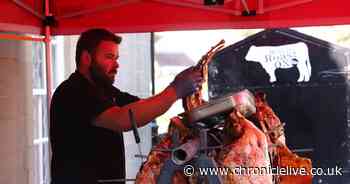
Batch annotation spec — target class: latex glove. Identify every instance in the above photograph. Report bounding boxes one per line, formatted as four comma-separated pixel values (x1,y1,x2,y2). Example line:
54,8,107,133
170,66,203,99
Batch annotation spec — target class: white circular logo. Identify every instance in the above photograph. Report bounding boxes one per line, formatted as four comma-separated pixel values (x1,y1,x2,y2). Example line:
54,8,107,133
183,165,195,177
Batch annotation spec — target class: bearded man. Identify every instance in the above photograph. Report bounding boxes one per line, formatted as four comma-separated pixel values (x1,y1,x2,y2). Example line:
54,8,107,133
50,28,203,184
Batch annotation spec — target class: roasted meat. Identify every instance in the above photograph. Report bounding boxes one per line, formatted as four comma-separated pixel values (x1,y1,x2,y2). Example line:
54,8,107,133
254,92,286,145
273,145,312,184
136,38,311,184
135,117,190,184
253,92,312,184
183,40,225,112
217,109,273,184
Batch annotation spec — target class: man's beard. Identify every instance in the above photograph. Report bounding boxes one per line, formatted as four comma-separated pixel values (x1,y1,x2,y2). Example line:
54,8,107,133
90,64,114,88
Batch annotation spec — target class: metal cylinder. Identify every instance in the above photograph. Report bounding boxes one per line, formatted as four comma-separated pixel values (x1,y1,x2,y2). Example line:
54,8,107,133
172,138,200,165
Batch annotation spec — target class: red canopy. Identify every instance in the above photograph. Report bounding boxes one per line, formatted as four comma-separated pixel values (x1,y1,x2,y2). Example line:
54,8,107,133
2,0,350,35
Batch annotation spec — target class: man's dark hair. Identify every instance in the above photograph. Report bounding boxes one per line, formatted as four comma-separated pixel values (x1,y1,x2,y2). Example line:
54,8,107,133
75,28,122,67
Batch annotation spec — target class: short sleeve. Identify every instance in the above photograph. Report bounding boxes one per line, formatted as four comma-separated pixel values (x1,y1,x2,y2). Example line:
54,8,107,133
112,88,140,107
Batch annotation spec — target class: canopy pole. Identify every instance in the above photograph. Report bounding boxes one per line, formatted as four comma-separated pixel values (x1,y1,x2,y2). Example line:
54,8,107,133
44,28,52,104
241,0,250,14
44,0,53,106
12,0,44,19
57,0,140,19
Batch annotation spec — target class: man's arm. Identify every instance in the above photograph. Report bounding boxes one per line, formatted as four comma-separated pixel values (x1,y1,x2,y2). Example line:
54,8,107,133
94,86,177,131
93,67,203,132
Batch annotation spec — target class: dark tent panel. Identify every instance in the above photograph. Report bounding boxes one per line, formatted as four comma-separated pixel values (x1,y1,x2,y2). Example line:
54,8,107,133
209,29,350,184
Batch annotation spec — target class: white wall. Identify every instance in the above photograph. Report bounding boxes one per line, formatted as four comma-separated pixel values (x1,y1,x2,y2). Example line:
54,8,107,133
0,39,34,184
116,33,153,182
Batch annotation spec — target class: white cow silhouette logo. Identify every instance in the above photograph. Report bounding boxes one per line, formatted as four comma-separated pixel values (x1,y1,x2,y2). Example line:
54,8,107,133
245,42,312,83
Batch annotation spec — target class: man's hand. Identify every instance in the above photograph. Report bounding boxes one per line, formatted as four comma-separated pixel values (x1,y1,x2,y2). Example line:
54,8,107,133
170,66,204,99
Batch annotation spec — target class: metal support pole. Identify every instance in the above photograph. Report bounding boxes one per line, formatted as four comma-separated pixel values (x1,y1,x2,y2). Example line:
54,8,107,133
151,32,155,95
57,0,140,19
241,0,250,14
44,0,53,105
12,0,44,19
44,0,53,182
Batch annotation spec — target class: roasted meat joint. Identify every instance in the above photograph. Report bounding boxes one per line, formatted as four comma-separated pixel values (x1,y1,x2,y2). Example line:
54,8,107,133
136,40,312,184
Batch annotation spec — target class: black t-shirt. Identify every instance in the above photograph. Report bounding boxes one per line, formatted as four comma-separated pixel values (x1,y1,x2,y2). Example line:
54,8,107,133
50,72,139,184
